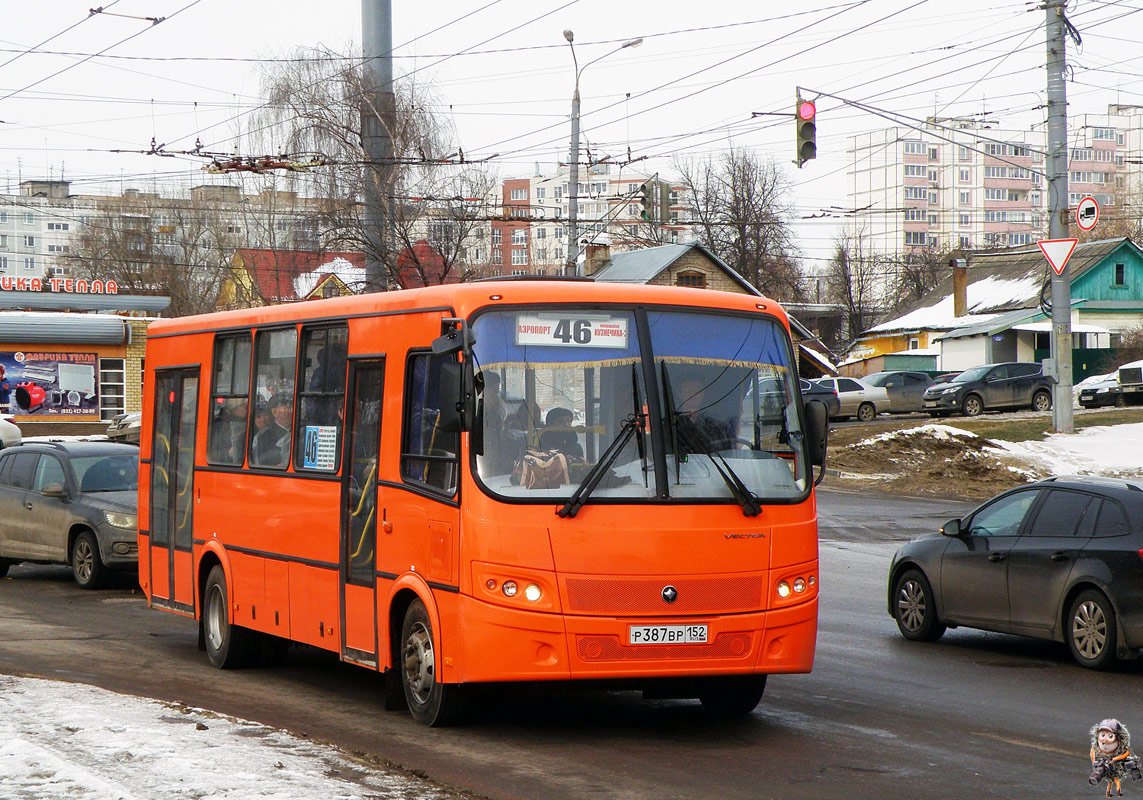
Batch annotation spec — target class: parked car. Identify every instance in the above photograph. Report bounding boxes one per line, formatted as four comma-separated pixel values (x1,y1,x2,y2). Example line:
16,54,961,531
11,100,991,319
0,416,21,449
812,376,889,422
1078,376,1126,409
921,362,1053,417
888,477,1143,669
861,371,935,413
799,378,840,419
0,441,139,588
106,411,141,444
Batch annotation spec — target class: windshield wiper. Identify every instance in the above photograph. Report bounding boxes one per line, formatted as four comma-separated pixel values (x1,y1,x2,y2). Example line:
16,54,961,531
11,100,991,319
557,414,643,518
661,364,761,518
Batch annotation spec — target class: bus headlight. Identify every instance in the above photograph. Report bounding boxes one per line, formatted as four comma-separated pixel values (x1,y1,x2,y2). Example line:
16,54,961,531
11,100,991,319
104,511,137,529
524,584,542,602
793,578,806,593
777,581,791,598
502,581,518,598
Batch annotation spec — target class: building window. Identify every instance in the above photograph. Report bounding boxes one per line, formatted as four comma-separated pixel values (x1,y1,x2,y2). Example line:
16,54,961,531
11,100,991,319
904,165,927,177
959,213,970,227
903,141,925,155
22,213,34,225
491,230,502,247
959,146,971,161
510,188,527,201
959,190,970,206
511,268,527,276
0,256,8,272
0,235,5,248
676,271,706,289
536,187,546,200
492,248,501,263
905,232,927,246
22,235,34,248
536,228,546,239
1115,263,1126,286
22,257,34,271
511,249,527,266
985,188,1005,201
959,235,970,248
46,222,68,231
99,358,127,422
959,168,970,183
0,212,6,223
511,229,526,246
1092,127,1115,141
927,214,938,226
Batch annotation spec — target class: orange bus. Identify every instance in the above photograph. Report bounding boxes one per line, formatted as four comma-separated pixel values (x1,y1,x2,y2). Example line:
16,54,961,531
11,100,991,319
139,279,828,725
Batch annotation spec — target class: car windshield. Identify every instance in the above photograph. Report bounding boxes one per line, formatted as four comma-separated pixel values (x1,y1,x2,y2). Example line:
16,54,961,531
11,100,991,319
952,366,990,383
72,454,138,492
470,307,809,504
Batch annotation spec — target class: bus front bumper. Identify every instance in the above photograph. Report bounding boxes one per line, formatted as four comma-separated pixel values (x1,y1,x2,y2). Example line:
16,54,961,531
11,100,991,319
448,594,817,684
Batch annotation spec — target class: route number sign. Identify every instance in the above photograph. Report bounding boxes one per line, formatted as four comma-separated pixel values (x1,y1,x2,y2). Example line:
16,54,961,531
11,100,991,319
515,314,629,348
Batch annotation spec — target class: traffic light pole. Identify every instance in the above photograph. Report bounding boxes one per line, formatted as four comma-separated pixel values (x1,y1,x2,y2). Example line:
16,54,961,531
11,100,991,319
1046,0,1073,433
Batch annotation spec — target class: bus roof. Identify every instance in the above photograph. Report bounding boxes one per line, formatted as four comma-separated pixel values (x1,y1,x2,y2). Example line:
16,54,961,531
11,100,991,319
146,279,789,337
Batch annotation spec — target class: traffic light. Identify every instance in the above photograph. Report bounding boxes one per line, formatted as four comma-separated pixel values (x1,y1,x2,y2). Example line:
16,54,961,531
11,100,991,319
639,181,653,221
796,96,817,168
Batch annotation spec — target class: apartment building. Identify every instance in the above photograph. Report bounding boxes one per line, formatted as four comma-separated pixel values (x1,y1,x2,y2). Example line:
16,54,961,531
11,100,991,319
846,104,1143,257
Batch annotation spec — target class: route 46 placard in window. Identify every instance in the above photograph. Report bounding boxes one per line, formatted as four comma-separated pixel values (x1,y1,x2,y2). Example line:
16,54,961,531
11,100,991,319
515,314,629,348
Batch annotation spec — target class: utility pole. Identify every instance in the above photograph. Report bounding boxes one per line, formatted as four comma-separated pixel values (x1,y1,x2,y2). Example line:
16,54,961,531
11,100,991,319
566,56,582,277
1046,0,1073,433
362,0,395,292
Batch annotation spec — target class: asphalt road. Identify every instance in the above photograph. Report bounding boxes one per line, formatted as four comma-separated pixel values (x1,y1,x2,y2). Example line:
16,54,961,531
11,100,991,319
1,487,1140,799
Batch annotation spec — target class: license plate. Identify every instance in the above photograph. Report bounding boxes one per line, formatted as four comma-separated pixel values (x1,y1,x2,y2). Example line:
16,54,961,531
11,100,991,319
628,624,708,645
923,401,937,407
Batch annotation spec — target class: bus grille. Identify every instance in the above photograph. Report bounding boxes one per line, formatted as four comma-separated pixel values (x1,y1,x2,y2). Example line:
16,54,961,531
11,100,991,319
564,575,763,615
576,633,754,661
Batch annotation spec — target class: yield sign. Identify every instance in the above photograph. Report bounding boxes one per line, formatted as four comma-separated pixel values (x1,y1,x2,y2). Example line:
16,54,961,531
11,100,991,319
1039,238,1078,276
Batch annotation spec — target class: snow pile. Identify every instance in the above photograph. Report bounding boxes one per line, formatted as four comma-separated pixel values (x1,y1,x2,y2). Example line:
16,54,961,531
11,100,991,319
0,675,448,800
851,423,978,448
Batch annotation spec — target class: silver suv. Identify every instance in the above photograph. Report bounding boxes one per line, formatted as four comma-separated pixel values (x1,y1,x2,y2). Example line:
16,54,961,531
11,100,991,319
0,441,138,588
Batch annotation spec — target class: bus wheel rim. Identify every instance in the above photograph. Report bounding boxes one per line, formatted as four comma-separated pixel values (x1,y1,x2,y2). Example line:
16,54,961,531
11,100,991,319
404,622,435,704
206,584,225,651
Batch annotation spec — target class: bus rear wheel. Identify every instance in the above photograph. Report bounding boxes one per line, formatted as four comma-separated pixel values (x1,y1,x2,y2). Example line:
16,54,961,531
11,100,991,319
203,565,257,668
698,675,767,717
401,599,463,726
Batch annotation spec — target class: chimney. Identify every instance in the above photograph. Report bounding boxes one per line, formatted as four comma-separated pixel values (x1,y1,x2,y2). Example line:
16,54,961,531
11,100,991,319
951,257,968,317
584,242,611,276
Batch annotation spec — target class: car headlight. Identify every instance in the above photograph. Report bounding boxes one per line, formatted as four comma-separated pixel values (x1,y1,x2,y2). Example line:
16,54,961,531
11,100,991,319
941,387,960,395
104,511,138,529
1097,387,1111,394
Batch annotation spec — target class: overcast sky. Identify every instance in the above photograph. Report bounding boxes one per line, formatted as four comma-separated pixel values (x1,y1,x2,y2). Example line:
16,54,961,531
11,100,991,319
1,0,1140,267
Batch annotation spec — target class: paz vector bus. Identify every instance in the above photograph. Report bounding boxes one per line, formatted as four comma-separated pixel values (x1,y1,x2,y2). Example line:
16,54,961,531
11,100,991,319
138,278,828,726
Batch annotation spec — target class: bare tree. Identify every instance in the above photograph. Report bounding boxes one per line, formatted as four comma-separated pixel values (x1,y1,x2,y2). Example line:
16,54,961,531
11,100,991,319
65,193,239,317
675,148,804,302
252,46,497,288
824,229,888,344
892,245,955,304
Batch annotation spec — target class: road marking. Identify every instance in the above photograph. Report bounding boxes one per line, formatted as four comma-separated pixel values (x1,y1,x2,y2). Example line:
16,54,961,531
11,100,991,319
973,731,1073,756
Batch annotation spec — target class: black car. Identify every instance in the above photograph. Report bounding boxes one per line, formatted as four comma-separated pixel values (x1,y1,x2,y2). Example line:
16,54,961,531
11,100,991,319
0,441,138,588
799,378,840,419
862,371,935,413
888,477,1143,669
1078,377,1126,409
921,362,1054,417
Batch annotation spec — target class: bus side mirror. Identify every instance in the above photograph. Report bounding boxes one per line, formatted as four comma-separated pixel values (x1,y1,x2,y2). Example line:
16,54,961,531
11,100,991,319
803,399,829,485
437,358,474,433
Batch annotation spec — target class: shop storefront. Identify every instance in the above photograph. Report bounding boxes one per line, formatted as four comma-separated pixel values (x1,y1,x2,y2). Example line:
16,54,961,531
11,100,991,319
0,286,168,433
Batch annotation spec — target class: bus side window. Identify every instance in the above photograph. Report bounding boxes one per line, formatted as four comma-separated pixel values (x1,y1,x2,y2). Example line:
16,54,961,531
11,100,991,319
295,324,348,472
249,327,297,470
207,334,252,466
401,352,459,495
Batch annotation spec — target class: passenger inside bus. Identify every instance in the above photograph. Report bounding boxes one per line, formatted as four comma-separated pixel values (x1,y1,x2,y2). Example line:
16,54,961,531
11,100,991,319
674,375,737,453
251,393,292,467
208,397,248,464
538,406,584,459
478,371,524,473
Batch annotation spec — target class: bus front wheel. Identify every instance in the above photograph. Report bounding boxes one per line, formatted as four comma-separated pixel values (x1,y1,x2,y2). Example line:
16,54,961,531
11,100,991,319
203,565,257,669
400,599,463,726
698,675,766,716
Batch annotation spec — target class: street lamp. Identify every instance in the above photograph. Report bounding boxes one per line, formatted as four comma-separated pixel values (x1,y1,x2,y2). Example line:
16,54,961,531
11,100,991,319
564,31,642,276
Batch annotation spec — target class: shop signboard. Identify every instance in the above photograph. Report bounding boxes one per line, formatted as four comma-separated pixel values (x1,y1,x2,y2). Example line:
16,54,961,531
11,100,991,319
0,351,100,417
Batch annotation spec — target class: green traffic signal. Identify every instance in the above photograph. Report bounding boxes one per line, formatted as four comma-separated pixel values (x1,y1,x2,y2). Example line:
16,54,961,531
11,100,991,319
640,181,653,221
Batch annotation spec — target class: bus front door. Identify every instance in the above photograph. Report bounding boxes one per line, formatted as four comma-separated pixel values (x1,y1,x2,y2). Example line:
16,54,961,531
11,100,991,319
148,368,199,613
340,359,384,666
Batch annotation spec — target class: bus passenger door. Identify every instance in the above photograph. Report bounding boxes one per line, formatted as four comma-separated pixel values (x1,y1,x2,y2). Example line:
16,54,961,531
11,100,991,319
340,359,384,666
148,368,199,613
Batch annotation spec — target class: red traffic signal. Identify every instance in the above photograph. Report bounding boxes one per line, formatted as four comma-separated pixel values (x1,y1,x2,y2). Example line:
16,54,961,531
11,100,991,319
795,96,817,168
798,100,816,121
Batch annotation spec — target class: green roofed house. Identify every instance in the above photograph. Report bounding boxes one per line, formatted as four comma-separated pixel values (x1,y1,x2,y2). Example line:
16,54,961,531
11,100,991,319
844,237,1143,381
583,240,838,378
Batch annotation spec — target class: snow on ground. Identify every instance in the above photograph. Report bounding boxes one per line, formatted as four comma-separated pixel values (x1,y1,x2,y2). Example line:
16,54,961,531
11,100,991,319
852,423,978,448
996,422,1143,478
0,675,450,800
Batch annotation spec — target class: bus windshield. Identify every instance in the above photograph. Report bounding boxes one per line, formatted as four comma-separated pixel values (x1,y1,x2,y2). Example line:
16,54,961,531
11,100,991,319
471,307,808,504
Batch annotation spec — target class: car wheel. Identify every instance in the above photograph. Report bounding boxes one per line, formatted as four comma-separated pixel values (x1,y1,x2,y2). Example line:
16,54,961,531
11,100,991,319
1067,589,1117,670
961,394,983,417
1115,394,1126,408
892,568,946,642
401,599,463,726
698,675,767,717
71,530,106,589
1031,390,1052,413
857,402,876,422
203,565,258,668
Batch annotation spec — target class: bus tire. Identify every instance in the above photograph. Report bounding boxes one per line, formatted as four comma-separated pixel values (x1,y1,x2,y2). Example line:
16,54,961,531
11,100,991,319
203,565,257,669
400,599,463,726
698,675,766,717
